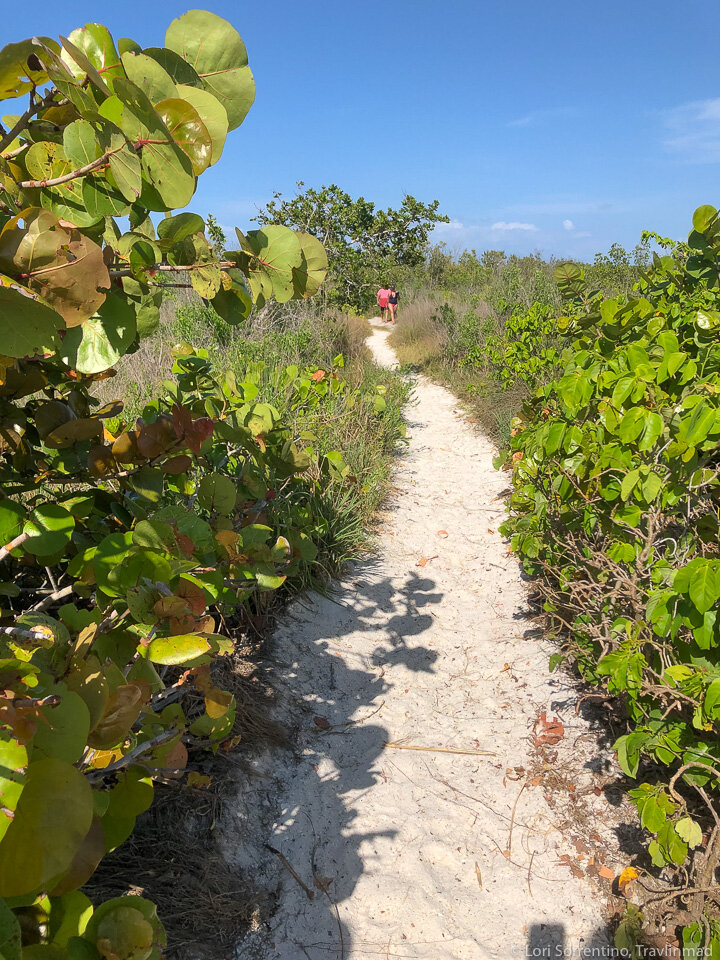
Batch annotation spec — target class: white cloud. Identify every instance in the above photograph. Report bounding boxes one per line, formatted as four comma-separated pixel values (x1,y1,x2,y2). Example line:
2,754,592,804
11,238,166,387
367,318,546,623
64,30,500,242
562,219,575,231
663,98,720,162
435,219,465,232
491,221,538,232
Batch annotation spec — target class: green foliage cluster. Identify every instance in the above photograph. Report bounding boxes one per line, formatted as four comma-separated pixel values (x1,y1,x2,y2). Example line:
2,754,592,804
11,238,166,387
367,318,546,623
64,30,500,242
0,11,384,955
257,182,447,313
460,302,560,390
500,204,720,946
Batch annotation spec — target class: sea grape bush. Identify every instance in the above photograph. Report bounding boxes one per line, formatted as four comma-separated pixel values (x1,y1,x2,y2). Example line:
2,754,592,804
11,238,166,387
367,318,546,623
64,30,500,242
0,11,330,956
500,205,720,947
460,302,561,389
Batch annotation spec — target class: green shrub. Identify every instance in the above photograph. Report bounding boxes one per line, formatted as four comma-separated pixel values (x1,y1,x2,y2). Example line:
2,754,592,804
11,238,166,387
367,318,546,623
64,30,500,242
500,205,720,949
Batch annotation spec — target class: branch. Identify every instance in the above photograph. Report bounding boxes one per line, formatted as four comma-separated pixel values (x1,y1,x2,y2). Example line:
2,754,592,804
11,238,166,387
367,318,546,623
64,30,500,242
0,532,29,561
18,145,125,189
0,89,63,154
85,729,180,782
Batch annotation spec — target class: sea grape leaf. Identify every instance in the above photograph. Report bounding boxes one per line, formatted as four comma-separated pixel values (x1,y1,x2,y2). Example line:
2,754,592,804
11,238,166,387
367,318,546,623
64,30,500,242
0,756,93,897
61,292,137,375
176,82,228,165
0,735,28,844
155,97,212,176
165,10,255,130
22,504,75,557
146,633,212,665
0,287,62,358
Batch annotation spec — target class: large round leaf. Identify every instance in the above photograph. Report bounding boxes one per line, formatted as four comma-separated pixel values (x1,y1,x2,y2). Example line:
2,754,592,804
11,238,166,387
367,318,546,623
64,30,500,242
112,78,196,210
0,756,93,897
165,11,255,130
212,269,252,324
120,50,176,104
61,291,137,375
146,633,212,665
23,504,75,557
293,233,328,298
33,689,91,764
240,226,303,303
60,24,123,92
0,38,56,100
176,83,228,165
197,472,236,514
0,499,25,547
0,286,62,358
155,97,212,176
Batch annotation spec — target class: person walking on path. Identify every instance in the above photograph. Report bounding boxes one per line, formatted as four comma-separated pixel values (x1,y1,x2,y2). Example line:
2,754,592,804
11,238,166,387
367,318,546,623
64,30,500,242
388,285,400,324
376,286,390,322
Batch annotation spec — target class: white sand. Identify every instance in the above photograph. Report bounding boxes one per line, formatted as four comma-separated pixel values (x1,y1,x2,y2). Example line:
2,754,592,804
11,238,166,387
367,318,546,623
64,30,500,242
233,321,627,960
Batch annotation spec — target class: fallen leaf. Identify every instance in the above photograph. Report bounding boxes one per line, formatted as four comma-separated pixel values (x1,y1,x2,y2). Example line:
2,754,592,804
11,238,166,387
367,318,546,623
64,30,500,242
618,866,639,895
532,712,565,747
313,873,333,893
313,716,330,730
474,862,482,889
417,557,429,567
437,530,449,537
599,865,615,881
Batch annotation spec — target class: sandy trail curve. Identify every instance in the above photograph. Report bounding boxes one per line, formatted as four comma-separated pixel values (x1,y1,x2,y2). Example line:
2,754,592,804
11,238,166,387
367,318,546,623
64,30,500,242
235,320,625,960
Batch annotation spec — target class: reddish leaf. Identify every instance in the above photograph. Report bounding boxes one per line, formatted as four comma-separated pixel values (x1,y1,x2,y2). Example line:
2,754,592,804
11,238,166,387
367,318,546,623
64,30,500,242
311,369,325,382
532,712,565,747
313,715,330,730
185,417,214,455
161,455,192,475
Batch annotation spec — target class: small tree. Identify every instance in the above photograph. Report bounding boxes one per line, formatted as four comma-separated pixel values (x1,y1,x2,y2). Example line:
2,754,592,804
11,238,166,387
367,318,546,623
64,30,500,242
257,182,448,312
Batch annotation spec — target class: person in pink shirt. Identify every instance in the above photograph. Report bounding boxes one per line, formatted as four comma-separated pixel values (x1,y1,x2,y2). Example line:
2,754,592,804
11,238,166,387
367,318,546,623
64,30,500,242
376,286,390,322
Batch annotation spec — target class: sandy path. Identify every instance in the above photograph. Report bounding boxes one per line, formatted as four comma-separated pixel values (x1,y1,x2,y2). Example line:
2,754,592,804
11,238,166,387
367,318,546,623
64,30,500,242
235,321,625,960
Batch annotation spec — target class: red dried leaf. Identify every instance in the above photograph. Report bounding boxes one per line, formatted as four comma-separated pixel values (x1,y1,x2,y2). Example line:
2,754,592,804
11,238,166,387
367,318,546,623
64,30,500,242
313,716,330,730
532,712,565,747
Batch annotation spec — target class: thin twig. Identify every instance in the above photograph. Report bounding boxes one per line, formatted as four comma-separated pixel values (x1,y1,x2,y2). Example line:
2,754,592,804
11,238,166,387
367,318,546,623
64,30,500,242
266,844,315,900
384,741,496,756
507,780,527,857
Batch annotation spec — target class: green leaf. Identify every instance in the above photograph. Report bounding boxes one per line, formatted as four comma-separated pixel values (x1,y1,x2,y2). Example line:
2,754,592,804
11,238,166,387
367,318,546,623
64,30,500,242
157,212,204,244
689,562,720,614
693,204,718,234
292,233,328,298
23,504,75,557
176,82,228,165
33,690,91,764
679,399,716,448
155,98,212,176
615,732,644,778
165,11,255,130
146,634,212,665
675,816,703,848
61,24,123,91
197,473,237,514
0,757,93,898
120,50,176,103
704,678,720,716
0,896,21,960
60,291,137,375
0,287,62,358
0,500,25,548
112,78,196,210
0,735,28,844
236,226,303,303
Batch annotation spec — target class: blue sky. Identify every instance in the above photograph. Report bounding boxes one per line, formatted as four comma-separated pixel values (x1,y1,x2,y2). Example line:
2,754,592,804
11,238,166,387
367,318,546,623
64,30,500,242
7,1,720,260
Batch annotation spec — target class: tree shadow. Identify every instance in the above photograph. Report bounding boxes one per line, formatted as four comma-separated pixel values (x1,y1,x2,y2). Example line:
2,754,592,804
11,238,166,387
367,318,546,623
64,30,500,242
231,561,442,959
527,923,615,958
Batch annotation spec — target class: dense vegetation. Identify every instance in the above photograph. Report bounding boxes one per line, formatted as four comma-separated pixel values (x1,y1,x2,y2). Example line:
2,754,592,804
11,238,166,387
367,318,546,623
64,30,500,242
390,243,650,443
0,14,407,958
257,182,447,313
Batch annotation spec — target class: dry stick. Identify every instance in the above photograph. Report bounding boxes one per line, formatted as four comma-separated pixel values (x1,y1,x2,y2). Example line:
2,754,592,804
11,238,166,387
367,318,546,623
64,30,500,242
384,742,496,756
507,780,528,857
0,532,29,561
31,584,73,612
18,144,125,189
266,844,315,901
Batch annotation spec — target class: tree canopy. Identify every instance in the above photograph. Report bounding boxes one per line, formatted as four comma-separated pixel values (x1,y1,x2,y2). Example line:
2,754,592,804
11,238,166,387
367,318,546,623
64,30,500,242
257,182,448,311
